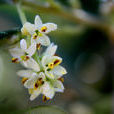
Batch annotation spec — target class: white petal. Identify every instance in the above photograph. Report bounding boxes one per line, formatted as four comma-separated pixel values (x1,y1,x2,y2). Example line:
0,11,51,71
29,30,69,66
52,65,67,79
30,88,42,101
17,70,36,78
26,42,36,56
36,34,50,46
44,43,57,56
24,75,38,88
9,48,24,58
54,80,64,92
34,15,43,29
41,55,62,68
22,58,40,72
41,23,57,34
21,22,35,35
42,82,55,99
39,72,46,80
20,39,27,50
45,70,55,79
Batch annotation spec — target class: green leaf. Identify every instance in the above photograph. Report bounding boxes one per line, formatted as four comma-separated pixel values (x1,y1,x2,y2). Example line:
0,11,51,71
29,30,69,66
0,28,20,40
16,105,67,114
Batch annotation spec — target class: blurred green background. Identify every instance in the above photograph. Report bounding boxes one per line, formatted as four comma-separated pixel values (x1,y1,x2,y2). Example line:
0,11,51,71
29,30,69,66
0,0,112,114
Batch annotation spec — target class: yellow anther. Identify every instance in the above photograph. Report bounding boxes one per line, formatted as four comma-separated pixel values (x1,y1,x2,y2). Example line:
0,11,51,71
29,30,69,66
36,43,41,50
48,63,54,69
21,55,29,61
53,59,61,66
33,33,38,39
58,77,64,83
34,78,44,89
41,26,47,32
43,95,50,102
22,77,28,84
12,58,19,63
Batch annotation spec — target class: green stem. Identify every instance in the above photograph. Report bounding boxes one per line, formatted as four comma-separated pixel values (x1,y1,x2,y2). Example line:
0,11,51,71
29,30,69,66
33,52,43,71
16,3,27,25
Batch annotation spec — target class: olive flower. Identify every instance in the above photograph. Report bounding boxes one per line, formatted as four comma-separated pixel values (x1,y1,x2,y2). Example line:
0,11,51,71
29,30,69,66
9,39,40,72
21,15,57,47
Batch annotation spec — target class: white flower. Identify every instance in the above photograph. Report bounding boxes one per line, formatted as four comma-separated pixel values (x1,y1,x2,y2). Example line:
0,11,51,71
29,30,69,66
17,70,64,101
41,43,67,79
9,39,40,72
21,15,57,46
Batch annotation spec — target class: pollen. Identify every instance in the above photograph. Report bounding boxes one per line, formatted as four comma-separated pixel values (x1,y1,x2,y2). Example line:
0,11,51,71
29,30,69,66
41,26,47,32
12,58,19,63
22,77,28,84
43,95,50,102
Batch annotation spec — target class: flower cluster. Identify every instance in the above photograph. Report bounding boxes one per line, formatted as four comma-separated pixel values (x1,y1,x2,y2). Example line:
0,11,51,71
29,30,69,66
9,15,67,101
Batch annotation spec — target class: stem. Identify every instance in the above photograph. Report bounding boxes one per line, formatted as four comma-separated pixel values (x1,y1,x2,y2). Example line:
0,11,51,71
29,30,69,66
33,52,43,70
16,3,27,25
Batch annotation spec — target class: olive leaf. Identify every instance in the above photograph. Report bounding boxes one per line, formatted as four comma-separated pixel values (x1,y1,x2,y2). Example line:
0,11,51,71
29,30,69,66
0,28,20,40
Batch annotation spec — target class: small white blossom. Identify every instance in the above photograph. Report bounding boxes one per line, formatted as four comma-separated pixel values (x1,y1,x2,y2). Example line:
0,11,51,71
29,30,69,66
9,39,40,72
17,70,64,101
21,15,57,46
42,43,67,79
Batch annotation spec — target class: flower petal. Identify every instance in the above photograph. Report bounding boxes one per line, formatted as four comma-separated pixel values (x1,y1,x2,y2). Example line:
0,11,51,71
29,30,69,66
34,15,43,29
26,42,36,56
41,55,62,68
30,88,42,101
17,70,36,78
42,82,55,99
21,22,35,35
20,39,27,50
24,75,38,88
44,43,57,56
41,23,57,34
9,48,24,58
54,80,64,92
52,65,67,79
36,34,50,46
22,58,40,72
45,70,55,79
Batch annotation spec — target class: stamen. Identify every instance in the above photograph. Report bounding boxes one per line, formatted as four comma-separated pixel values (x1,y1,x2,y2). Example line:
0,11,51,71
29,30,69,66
48,63,54,69
43,95,50,102
21,55,29,61
36,43,41,50
33,33,38,39
12,58,19,63
58,77,64,83
22,77,28,84
34,83,39,89
53,59,61,66
41,26,47,32
34,78,44,89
